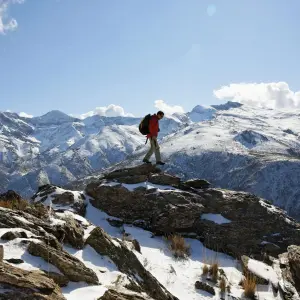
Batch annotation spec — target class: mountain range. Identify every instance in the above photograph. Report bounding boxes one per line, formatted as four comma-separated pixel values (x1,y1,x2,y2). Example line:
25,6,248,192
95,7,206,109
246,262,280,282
0,101,300,219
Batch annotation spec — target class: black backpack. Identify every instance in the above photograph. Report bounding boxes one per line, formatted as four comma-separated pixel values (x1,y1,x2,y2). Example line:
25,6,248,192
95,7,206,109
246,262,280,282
139,114,151,135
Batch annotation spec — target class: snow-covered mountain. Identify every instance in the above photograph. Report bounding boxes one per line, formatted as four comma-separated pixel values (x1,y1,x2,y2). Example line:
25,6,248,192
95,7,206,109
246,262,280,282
106,103,300,220
1,102,300,220
0,110,184,197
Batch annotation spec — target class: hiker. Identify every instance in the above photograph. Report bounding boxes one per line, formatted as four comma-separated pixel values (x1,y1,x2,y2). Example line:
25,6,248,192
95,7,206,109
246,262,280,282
142,111,165,165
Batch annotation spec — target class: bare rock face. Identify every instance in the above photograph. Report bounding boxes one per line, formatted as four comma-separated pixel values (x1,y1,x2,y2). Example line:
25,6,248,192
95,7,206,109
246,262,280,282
86,184,204,233
0,262,66,300
287,246,300,293
27,241,98,285
86,227,178,300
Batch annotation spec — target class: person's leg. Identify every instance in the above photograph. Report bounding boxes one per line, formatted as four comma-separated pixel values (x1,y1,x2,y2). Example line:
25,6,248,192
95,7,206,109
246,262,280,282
143,138,154,161
152,136,162,162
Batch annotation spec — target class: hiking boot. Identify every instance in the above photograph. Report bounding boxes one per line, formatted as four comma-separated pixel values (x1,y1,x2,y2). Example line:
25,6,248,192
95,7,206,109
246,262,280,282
143,159,151,164
156,161,165,165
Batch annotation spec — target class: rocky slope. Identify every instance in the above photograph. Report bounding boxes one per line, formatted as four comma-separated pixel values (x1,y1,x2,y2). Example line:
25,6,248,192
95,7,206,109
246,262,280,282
10,165,295,299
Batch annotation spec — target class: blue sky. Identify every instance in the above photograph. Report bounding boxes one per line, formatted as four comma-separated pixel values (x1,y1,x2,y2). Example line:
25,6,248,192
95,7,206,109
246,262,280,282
1,0,300,117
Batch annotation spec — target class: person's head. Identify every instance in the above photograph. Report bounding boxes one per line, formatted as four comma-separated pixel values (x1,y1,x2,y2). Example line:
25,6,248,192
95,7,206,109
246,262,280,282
157,111,164,120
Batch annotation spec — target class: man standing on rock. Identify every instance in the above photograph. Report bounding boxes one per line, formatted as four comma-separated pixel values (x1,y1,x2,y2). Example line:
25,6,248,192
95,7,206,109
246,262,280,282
143,111,165,165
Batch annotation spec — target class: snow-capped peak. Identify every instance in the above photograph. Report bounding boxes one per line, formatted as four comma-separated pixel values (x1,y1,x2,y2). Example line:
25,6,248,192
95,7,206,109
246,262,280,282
31,110,79,125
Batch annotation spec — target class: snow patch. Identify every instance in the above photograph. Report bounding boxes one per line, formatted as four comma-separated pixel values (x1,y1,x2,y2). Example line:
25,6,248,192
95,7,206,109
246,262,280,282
201,213,231,224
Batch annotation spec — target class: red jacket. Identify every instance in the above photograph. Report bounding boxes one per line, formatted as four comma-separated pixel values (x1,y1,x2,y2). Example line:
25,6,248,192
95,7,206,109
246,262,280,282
147,114,159,138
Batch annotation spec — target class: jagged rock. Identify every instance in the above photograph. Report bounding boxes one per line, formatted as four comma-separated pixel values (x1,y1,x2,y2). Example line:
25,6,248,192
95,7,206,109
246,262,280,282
148,173,181,186
86,184,204,233
104,164,161,180
287,246,300,293
0,262,66,300
42,271,69,287
56,217,85,249
27,241,98,285
0,208,62,250
99,289,149,300
32,185,87,216
1,231,28,241
86,227,178,300
183,179,211,189
195,281,215,295
5,259,24,264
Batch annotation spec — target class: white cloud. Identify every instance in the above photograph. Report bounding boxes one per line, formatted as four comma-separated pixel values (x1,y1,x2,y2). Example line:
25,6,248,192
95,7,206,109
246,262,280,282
214,82,300,110
154,100,185,115
19,112,33,118
79,104,134,119
0,0,24,34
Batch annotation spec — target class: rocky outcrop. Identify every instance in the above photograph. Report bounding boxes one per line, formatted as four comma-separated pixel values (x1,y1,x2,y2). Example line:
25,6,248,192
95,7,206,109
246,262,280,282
287,246,300,293
31,185,87,216
99,289,150,300
0,262,66,300
86,166,300,261
87,184,204,233
86,227,178,300
0,207,85,249
103,164,161,180
27,241,98,285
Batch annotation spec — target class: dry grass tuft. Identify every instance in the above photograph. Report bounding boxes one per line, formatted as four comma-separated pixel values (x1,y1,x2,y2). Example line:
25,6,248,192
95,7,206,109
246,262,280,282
166,234,190,259
202,264,209,276
242,272,256,299
209,262,219,282
219,276,226,293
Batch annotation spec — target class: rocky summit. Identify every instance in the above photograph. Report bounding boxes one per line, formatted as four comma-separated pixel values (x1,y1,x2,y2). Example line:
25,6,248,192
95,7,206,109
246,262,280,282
0,164,299,300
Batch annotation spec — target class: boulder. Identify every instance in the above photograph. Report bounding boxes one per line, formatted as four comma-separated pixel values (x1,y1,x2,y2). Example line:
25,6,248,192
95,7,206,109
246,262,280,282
1,231,27,241
194,281,215,295
86,227,178,300
148,173,181,186
99,289,149,300
183,179,211,189
27,241,98,285
0,262,66,300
